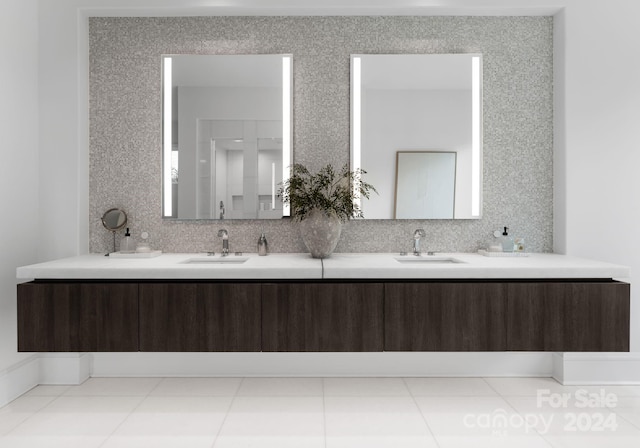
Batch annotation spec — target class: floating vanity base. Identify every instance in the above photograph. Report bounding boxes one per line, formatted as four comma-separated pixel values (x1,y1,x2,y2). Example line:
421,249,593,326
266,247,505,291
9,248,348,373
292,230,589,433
17,278,629,353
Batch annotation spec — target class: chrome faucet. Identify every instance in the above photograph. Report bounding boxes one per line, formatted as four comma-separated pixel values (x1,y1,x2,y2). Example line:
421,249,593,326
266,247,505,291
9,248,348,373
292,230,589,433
413,228,426,256
217,229,229,256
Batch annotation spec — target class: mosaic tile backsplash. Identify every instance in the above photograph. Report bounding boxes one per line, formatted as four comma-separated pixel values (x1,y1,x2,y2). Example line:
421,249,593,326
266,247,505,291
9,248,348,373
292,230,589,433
90,16,553,254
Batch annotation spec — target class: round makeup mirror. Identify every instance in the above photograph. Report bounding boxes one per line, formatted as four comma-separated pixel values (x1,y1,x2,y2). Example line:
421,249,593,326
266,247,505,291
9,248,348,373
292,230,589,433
101,208,127,254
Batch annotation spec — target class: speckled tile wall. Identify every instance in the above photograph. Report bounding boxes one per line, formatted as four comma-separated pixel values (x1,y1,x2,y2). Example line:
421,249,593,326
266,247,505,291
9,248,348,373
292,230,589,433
89,16,553,254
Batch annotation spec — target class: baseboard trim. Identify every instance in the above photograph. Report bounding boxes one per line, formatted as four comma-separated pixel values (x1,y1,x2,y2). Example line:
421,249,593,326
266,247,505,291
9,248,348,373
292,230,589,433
558,353,640,385
552,352,565,384
5,351,638,404
0,355,39,407
39,353,91,385
90,352,554,378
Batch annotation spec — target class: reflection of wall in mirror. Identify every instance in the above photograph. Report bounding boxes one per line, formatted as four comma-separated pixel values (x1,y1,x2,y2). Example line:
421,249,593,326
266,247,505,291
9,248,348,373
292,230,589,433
361,89,471,219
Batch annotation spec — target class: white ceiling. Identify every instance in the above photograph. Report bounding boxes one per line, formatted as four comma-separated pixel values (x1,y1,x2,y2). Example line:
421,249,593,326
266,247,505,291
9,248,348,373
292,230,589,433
85,0,562,17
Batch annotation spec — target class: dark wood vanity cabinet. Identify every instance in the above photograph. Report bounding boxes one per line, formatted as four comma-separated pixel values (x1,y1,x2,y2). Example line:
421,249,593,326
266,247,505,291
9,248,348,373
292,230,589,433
262,283,384,351
17,282,138,352
139,282,262,352
384,282,507,351
506,281,630,351
17,279,629,353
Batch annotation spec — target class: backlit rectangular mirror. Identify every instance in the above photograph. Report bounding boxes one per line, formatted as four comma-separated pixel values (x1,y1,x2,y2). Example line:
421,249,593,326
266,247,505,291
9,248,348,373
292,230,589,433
351,54,482,219
163,54,292,219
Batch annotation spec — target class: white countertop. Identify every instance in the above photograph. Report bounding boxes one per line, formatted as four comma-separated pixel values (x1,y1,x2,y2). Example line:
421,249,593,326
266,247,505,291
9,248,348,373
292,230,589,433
16,252,629,281
16,253,321,280
322,253,629,280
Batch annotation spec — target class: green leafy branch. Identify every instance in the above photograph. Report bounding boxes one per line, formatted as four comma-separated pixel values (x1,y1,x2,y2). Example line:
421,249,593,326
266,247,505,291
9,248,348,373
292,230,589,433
278,163,378,222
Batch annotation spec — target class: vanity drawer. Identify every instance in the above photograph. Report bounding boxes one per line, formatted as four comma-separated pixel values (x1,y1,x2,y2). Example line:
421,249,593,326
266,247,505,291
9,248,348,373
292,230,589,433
262,282,384,352
139,282,262,352
384,282,507,351
507,281,630,351
17,282,138,352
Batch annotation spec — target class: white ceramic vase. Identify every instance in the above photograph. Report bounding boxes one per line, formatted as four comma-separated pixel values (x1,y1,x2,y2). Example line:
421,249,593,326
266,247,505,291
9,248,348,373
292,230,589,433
298,208,343,258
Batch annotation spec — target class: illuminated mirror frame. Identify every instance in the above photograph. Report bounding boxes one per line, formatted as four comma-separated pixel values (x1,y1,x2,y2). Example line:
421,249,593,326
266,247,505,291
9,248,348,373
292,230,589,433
162,54,293,218
350,54,483,219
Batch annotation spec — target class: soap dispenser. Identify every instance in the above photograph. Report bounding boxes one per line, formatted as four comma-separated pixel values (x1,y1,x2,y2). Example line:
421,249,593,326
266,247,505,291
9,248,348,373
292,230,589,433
119,228,135,253
501,227,514,253
257,232,268,256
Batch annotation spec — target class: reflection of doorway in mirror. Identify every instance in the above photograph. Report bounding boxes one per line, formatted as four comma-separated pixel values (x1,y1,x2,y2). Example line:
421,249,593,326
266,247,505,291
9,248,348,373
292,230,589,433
394,151,456,219
186,119,282,220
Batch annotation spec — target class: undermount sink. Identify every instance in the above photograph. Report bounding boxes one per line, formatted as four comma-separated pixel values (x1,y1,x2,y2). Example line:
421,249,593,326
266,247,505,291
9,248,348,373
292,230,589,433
394,256,463,264
181,256,248,264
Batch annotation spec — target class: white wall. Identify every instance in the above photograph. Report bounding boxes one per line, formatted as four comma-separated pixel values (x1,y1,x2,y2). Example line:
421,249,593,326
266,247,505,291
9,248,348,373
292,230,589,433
38,0,88,261
557,1,640,352
12,0,640,380
0,0,39,371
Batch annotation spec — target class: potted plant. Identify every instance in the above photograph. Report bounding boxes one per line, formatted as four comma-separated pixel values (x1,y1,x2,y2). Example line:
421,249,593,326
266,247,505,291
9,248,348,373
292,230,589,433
279,163,377,258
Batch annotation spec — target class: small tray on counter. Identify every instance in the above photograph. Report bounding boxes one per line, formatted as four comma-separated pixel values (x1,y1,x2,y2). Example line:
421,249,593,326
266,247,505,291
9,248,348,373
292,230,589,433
109,250,162,258
478,249,530,257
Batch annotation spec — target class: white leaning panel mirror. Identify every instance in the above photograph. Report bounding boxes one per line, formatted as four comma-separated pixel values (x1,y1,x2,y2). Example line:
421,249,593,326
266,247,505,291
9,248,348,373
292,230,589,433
351,54,483,219
162,54,292,220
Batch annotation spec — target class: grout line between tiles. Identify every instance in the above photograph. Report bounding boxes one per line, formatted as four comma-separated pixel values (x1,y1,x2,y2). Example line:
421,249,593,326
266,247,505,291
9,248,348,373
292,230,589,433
322,377,328,448
1,393,61,438
611,408,640,431
402,377,442,448
538,433,558,447
210,377,245,448
96,377,164,448
481,377,503,396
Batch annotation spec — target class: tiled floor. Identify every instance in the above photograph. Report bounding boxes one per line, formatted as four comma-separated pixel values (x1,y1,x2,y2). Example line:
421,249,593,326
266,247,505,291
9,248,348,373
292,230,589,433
2,377,640,447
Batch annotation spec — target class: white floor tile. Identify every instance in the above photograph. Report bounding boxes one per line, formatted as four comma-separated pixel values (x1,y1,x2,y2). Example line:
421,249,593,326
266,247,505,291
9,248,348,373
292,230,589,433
102,396,232,448
326,435,439,448
542,434,640,448
613,396,640,431
505,395,621,435
6,377,640,447
404,377,498,397
63,377,162,397
101,435,217,448
324,377,410,396
150,377,242,397
433,435,553,447
4,396,142,443
503,394,640,447
237,377,323,396
612,397,640,409
24,385,71,397
569,385,640,398
617,409,640,430
0,396,55,436
218,396,324,438
484,377,575,397
0,434,109,448
325,396,437,448
415,395,551,446
213,435,325,448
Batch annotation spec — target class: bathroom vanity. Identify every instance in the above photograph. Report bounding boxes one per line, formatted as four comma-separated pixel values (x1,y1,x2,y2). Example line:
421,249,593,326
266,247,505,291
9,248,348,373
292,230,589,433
16,253,630,353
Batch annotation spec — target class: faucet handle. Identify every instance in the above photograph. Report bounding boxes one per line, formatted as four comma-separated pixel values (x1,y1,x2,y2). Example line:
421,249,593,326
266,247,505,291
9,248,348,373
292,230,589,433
217,229,228,238
414,228,426,238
